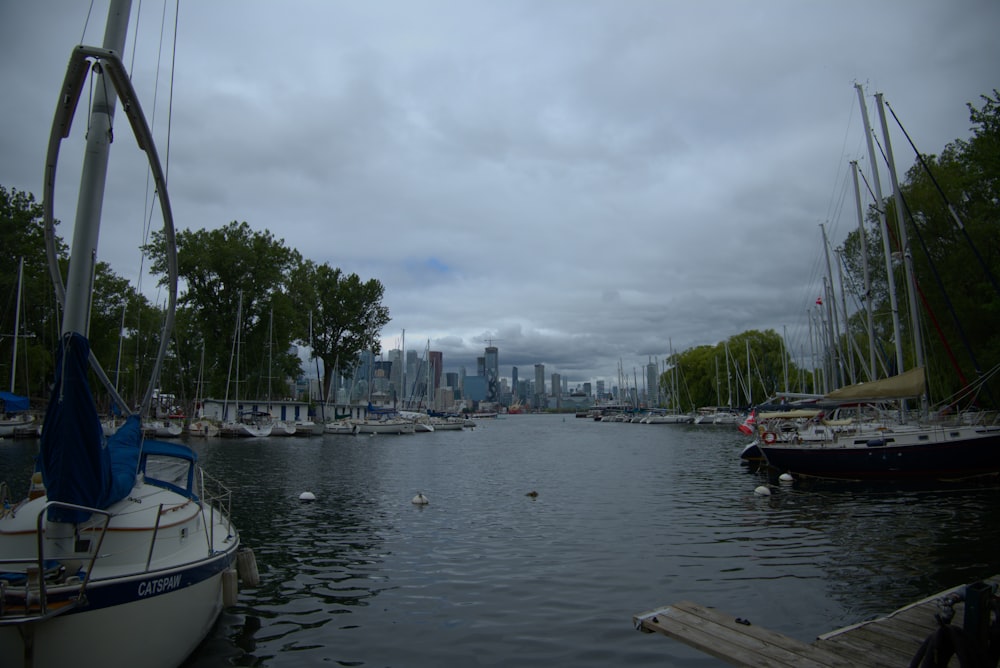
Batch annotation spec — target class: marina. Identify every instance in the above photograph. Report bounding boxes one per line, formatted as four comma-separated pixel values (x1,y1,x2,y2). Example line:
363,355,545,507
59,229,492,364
3,413,997,666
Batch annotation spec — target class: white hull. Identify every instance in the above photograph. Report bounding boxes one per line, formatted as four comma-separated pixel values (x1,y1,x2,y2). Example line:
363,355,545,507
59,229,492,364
324,420,355,435
187,419,220,438
354,419,415,434
293,420,323,436
0,414,35,437
0,570,226,668
270,421,297,437
0,459,241,668
219,421,273,437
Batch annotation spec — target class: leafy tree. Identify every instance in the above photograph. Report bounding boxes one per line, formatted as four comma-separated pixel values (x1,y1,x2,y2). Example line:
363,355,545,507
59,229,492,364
0,186,63,399
290,260,390,405
145,221,304,402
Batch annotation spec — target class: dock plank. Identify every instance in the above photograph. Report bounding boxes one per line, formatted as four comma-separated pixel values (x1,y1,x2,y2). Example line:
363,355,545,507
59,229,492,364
633,601,853,668
635,577,998,667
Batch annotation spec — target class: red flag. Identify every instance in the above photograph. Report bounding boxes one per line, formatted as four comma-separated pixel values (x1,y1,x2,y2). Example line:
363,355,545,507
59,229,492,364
816,297,823,306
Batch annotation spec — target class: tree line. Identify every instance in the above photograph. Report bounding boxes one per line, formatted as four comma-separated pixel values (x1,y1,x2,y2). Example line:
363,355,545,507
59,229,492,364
665,90,1000,412
0,195,389,413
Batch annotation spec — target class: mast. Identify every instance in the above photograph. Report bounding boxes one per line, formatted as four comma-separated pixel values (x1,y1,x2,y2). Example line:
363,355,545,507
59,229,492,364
9,258,23,393
62,1,132,337
851,160,876,381
310,312,325,422
875,93,926,386
856,82,905,378
820,223,842,388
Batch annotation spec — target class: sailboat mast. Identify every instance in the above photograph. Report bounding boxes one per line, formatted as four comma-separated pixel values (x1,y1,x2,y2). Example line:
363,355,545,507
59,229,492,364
9,258,23,393
61,0,132,337
855,83,905,378
875,93,926,379
851,160,877,381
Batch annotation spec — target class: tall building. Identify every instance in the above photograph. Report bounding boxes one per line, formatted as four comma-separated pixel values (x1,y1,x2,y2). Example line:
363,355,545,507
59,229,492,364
646,360,659,407
484,346,499,403
534,364,545,408
429,350,443,395
511,366,519,400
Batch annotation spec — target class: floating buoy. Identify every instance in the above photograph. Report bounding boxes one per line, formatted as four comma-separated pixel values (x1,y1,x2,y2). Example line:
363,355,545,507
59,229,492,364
411,492,429,505
754,485,771,496
526,490,538,498
779,473,794,484
299,491,316,502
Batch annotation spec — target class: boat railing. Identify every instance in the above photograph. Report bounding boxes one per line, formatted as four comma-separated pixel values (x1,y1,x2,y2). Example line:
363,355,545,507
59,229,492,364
198,467,235,552
0,501,112,624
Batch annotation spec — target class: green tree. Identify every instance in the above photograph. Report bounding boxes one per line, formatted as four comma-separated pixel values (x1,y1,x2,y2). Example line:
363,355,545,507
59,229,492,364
291,260,390,405
0,186,63,399
145,221,304,402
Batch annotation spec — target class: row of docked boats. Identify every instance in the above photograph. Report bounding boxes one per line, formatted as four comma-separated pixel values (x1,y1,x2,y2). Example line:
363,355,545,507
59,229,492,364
588,406,746,425
737,367,1000,480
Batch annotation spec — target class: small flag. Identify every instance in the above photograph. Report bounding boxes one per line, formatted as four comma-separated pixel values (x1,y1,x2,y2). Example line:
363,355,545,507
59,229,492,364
816,297,823,306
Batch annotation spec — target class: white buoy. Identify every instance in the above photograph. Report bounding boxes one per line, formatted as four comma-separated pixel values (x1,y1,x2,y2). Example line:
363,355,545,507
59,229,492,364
299,491,316,502
754,485,771,496
411,492,429,505
779,473,794,484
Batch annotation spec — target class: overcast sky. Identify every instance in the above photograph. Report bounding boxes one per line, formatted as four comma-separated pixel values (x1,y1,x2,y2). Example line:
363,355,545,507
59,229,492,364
2,1,997,389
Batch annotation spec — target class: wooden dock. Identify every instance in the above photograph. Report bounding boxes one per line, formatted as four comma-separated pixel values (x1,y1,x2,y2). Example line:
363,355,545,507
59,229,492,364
633,577,998,667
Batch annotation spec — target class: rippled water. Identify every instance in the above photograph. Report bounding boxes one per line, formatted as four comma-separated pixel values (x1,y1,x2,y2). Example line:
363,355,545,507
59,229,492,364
3,414,999,666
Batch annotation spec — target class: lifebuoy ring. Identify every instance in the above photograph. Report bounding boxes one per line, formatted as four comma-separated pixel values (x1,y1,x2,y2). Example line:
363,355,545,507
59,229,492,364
762,431,777,444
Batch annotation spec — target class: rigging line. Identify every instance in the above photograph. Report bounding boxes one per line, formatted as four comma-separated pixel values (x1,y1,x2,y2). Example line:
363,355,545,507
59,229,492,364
166,0,180,185
883,97,1000,299
81,0,96,44
128,0,143,75
897,187,987,399
871,131,972,390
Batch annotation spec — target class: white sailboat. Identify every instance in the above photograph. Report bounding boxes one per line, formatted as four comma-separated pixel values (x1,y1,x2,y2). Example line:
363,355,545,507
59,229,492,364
219,292,272,437
0,3,250,665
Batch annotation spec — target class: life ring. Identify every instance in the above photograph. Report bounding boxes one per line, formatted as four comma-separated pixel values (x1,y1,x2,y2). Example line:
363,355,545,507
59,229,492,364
762,431,777,444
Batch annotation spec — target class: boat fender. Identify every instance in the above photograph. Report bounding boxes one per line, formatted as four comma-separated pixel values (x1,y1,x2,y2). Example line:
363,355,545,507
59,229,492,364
222,568,239,607
762,431,777,444
236,547,260,587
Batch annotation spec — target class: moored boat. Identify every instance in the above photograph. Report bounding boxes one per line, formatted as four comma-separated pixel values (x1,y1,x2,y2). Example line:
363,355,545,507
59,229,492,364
0,7,248,665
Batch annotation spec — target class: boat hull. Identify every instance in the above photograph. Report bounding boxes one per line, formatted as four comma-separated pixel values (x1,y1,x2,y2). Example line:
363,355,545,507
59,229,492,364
0,554,233,668
760,425,1000,479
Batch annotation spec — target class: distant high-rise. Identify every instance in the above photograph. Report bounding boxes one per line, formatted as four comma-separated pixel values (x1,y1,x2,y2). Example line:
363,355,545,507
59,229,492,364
646,361,659,407
429,351,443,395
511,366,519,400
485,346,499,402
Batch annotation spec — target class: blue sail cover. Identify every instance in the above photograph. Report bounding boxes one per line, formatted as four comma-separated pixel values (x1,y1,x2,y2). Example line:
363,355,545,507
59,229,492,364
0,391,29,412
40,333,140,523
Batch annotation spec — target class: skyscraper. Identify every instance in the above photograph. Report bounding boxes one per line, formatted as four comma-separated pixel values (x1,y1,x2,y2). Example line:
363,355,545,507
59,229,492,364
485,346,499,403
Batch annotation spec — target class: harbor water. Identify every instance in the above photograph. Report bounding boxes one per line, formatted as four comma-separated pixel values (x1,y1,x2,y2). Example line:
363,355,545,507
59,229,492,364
3,413,999,666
